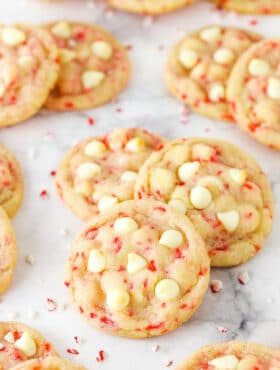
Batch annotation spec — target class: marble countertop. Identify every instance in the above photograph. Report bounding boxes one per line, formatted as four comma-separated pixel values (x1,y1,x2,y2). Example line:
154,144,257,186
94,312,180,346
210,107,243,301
0,0,280,369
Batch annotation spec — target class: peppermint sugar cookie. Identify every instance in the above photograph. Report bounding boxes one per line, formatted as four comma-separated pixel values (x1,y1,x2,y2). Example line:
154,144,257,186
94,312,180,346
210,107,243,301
56,128,165,220
228,39,280,150
212,0,280,14
135,138,274,267
0,144,23,218
165,26,261,121
0,322,57,369
44,22,130,111
0,24,59,127
175,341,280,369
0,208,17,294
65,199,210,338
11,357,87,370
107,0,196,15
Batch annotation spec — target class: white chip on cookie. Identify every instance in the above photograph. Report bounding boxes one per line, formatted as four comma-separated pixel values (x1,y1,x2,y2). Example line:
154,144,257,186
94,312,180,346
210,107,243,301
121,171,138,182
17,55,36,70
200,26,222,43
248,58,270,76
209,83,225,102
125,137,146,152
4,331,15,343
155,279,180,301
114,217,138,233
179,48,198,69
106,289,130,311
82,71,105,89
190,185,212,209
2,27,26,46
51,22,72,39
85,140,107,156
14,332,37,357
127,253,147,273
98,195,118,211
159,229,183,248
217,210,240,232
178,161,200,181
92,41,113,60
229,168,247,185
88,249,106,273
209,355,239,369
58,48,76,63
214,48,235,64
168,199,186,214
77,162,101,179
267,77,280,99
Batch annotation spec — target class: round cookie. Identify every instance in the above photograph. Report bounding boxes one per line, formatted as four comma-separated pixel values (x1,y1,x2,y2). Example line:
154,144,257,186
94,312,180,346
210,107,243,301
0,322,57,369
0,24,59,127
228,39,280,151
56,128,165,221
65,199,210,339
0,208,17,294
11,357,86,370
0,144,23,218
44,21,130,111
212,0,280,14
175,341,280,369
135,138,274,267
107,0,196,15
165,26,261,121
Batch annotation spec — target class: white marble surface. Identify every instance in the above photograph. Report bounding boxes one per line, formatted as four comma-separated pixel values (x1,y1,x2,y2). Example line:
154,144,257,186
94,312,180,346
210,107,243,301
0,0,280,369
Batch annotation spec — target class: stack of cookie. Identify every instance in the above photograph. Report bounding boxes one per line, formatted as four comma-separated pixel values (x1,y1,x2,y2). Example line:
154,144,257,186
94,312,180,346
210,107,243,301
165,25,280,151
56,127,273,338
0,22,130,127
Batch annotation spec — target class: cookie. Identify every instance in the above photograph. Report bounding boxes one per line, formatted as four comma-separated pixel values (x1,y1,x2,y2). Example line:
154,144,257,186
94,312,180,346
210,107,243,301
65,199,210,339
10,357,87,370
175,341,280,369
0,322,57,369
0,208,17,295
135,138,274,267
107,0,196,15
0,144,23,218
228,39,280,151
212,0,280,14
56,128,165,221
0,24,59,127
44,22,130,111
165,26,261,121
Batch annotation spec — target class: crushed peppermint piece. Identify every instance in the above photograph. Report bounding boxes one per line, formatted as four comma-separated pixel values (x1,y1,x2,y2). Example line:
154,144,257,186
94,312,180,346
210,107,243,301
96,350,105,362
67,348,79,355
217,326,229,334
237,271,250,285
165,360,173,367
88,117,95,125
40,190,48,198
210,279,223,293
50,170,56,177
45,298,58,312
249,18,258,26
152,344,160,352
74,336,79,344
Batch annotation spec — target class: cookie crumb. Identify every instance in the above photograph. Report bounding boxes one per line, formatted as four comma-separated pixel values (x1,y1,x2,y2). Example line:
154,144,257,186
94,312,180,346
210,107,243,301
237,271,250,285
217,326,229,334
165,360,173,367
45,298,58,312
25,254,35,265
210,279,223,293
152,344,160,352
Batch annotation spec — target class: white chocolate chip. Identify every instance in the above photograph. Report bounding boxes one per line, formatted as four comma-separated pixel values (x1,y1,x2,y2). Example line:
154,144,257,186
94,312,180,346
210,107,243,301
159,230,183,248
217,210,240,232
98,195,118,211
58,48,76,63
178,161,200,182
200,26,221,43
82,71,105,89
77,162,101,179
106,289,130,311
208,83,225,102
85,140,107,156
2,27,26,46
114,217,138,233
168,199,186,214
214,48,234,64
125,137,146,153
155,279,180,301
92,41,113,60
17,55,36,70
190,186,212,209
267,77,280,99
248,58,270,76
51,22,72,39
229,168,247,185
4,332,15,343
14,332,37,357
179,48,198,69
127,253,147,273
88,249,106,273
121,171,138,182
209,355,239,369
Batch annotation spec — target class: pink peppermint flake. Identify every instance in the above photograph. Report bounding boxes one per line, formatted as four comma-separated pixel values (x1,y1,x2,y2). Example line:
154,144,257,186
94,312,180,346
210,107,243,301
67,348,79,355
210,279,223,293
40,190,48,198
116,107,123,113
45,298,57,312
96,350,105,362
237,271,250,285
74,336,79,344
50,170,56,177
180,118,188,125
152,344,160,352
217,326,229,334
165,360,173,367
249,18,258,26
88,117,95,125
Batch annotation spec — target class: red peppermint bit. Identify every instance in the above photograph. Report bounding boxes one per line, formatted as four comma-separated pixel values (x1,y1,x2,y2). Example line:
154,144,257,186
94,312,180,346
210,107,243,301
165,360,173,367
243,182,253,190
143,278,148,288
148,260,157,272
155,143,164,151
40,190,48,198
210,279,223,293
217,326,229,334
44,343,51,352
249,18,258,26
79,306,84,314
74,336,79,344
146,322,164,330
126,44,133,51
237,271,250,285
45,298,57,312
245,212,253,219
154,206,166,212
96,350,105,362
0,345,6,352
88,117,95,125
198,266,208,276
50,170,56,177
90,312,97,319
248,122,261,132
64,101,74,109
113,237,122,254
117,265,126,272
100,316,115,328
84,227,98,240
64,281,70,288
255,245,261,253
179,304,187,309
175,248,183,259
67,348,79,355
13,331,21,341
13,349,24,361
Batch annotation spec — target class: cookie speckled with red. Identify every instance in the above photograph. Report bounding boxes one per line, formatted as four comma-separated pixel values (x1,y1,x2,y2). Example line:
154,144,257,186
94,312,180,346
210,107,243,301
212,0,280,14
0,24,59,127
175,341,280,369
228,39,280,150
55,128,165,221
65,199,210,338
44,21,130,111
10,356,87,370
165,26,261,121
0,322,57,369
135,138,273,267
